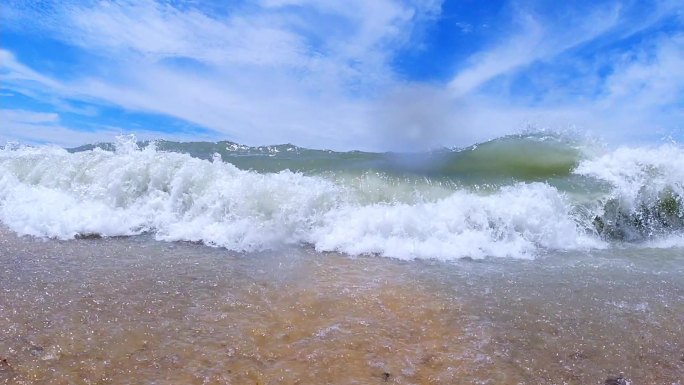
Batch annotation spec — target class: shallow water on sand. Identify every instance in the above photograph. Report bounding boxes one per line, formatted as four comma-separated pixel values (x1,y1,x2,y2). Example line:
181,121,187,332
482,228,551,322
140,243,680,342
1,228,683,384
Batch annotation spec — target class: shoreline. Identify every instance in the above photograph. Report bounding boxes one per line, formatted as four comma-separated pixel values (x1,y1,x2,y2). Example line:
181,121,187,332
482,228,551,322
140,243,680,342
1,228,683,384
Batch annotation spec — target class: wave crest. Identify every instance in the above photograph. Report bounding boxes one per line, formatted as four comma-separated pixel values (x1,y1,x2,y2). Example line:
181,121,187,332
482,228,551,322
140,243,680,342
0,140,601,259
576,144,684,241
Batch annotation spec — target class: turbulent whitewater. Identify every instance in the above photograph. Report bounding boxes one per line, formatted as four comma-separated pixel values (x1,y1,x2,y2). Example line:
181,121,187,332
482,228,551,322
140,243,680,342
1,134,683,259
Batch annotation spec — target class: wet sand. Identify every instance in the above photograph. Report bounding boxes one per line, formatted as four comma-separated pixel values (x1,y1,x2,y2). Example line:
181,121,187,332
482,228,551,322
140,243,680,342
1,228,683,384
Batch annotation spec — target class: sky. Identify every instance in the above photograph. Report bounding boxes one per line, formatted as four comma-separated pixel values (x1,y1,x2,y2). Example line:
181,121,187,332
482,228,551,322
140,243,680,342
1,0,683,150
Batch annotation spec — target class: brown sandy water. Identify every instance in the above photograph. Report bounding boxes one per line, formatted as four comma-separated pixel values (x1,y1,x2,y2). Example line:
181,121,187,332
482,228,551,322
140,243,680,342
1,228,683,384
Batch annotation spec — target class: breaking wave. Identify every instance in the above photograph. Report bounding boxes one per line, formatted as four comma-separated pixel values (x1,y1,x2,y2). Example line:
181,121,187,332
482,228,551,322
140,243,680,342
1,135,682,259
70,133,585,181
575,144,684,242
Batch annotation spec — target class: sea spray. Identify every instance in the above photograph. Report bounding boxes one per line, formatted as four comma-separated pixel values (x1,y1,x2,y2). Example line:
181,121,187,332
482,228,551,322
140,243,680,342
575,144,684,241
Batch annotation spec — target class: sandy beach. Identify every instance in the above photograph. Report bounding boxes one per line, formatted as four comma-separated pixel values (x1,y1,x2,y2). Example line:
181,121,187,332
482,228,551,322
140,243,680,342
2,228,682,384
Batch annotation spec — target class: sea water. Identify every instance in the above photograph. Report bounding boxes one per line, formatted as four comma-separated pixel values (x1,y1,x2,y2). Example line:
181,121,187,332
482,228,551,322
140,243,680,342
1,134,683,383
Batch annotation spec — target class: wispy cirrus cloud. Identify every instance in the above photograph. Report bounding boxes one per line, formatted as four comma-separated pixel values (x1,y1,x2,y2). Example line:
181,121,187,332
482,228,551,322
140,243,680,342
447,5,623,96
441,0,684,144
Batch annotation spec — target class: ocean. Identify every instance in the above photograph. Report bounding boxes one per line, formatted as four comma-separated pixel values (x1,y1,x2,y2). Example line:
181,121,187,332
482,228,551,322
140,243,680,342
1,134,683,384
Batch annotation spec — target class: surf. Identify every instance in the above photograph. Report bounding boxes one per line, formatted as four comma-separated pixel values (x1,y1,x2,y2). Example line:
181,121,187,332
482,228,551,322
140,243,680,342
1,134,682,259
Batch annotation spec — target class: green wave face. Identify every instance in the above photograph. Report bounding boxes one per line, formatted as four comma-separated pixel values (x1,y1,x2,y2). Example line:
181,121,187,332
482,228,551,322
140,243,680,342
69,134,585,184
439,135,582,180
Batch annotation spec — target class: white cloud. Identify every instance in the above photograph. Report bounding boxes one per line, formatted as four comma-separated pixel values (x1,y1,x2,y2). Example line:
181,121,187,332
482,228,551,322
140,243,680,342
0,108,216,147
0,108,107,146
0,109,59,124
0,0,443,150
1,0,683,150
442,32,684,145
440,1,684,144
602,34,684,107
64,1,309,67
0,50,63,90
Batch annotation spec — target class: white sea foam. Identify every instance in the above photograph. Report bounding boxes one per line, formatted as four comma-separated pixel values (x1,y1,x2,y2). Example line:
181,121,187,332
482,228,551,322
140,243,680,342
575,143,684,209
0,138,622,259
641,233,684,249
312,184,603,260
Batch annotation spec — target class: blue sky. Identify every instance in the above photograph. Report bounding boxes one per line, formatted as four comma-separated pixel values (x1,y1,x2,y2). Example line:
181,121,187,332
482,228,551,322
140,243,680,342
1,0,682,150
